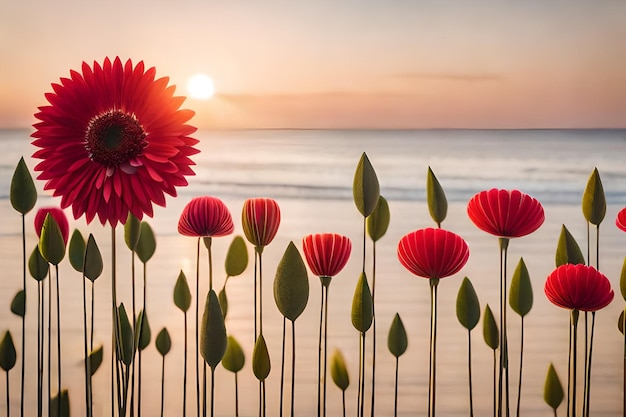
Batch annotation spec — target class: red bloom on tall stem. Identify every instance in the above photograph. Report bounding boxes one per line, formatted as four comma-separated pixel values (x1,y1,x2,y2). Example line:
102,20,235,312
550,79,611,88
616,207,626,232
242,198,281,248
34,207,69,245
544,264,614,312
31,57,199,226
178,196,234,238
397,228,469,279
302,233,352,278
467,188,545,238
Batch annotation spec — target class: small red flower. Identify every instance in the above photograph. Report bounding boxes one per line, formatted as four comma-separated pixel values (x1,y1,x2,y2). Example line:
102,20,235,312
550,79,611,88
544,264,614,312
616,207,626,232
467,188,544,238
178,196,234,237
34,207,69,245
242,198,280,248
397,228,469,279
302,233,352,277
32,57,199,226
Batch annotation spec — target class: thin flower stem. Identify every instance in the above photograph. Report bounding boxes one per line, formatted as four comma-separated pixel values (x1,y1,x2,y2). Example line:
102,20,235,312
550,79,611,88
83,273,92,417
195,237,201,417
183,311,188,417
394,356,399,417
291,320,296,417
37,281,43,417
317,283,325,417
582,313,589,417
55,263,62,417
492,349,496,417
280,317,286,417
203,363,207,417
160,356,165,417
90,282,95,413
572,310,580,417
206,238,215,417
468,329,474,417
371,242,377,417
357,333,362,417
497,238,510,417
262,380,267,417
342,389,346,417
48,269,52,416
596,225,600,270
111,226,119,417
515,317,524,417
254,251,258,344
235,372,239,417
259,250,265,417
567,316,572,417
429,279,439,417
19,214,25,417
130,253,136,417
623,310,626,417
138,263,147,417
323,285,330,417
6,371,9,417
583,312,596,417
360,332,367,417
210,367,215,417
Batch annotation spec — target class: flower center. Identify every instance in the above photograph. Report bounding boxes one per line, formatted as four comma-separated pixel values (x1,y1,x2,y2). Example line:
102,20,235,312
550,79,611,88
85,111,147,167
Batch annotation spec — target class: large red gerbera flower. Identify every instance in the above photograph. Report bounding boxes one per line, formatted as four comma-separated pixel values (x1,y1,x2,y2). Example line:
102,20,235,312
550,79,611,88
31,57,199,226
397,228,469,279
544,264,614,312
467,188,544,238
616,207,626,232
302,233,352,278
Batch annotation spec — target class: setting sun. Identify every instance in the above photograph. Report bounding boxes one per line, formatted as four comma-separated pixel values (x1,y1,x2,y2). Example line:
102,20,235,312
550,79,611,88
186,73,215,100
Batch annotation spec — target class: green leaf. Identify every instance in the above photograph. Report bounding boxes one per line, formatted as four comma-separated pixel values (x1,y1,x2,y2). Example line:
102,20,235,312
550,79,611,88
330,349,350,391
50,389,70,417
387,313,408,358
29,245,49,282
10,290,26,317
155,328,171,356
509,258,533,317
582,167,606,226
173,270,192,313
38,213,66,265
555,225,586,267
273,241,310,321
426,166,448,227
620,257,626,302
483,304,499,350
351,272,373,333
252,334,271,381
219,286,228,319
544,363,564,410
618,310,624,335
136,222,156,263
353,152,380,218
89,345,104,376
10,157,37,215
456,277,480,330
367,196,390,242
68,229,86,273
117,304,134,366
225,235,249,277
0,331,16,372
200,290,227,369
84,234,103,282
136,309,151,351
124,212,142,251
222,335,245,373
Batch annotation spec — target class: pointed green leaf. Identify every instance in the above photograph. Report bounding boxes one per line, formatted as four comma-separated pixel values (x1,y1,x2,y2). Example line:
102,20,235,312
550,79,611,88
28,245,49,282
84,234,103,282
582,167,606,226
200,290,227,369
218,286,228,319
225,235,249,277
620,257,626,302
252,334,271,381
136,310,151,351
456,277,481,330
222,335,245,373
509,258,533,317
330,349,350,391
353,152,380,218
173,270,192,313
0,331,16,372
50,389,70,417
10,290,26,318
387,313,408,358
10,157,37,215
426,166,448,226
367,196,390,242
68,229,86,273
124,213,141,251
483,304,499,350
273,241,310,321
89,345,104,376
38,213,66,265
155,328,171,357
544,363,564,410
555,225,586,267
136,222,156,263
618,310,624,335
117,304,134,366
351,272,373,333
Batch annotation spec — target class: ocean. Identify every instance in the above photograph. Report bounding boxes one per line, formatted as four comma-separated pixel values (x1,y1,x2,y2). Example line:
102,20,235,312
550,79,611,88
1,128,625,416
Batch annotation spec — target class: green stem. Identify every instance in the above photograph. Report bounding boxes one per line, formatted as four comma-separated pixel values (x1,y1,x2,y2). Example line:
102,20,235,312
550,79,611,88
83,273,91,417
583,312,596,417
469,330,474,417
394,356,399,417
6,371,9,417
195,237,201,417
582,313,589,416
280,317,286,417
37,281,43,417
492,349,496,417
111,226,118,417
55,263,61,417
342,388,346,417
183,311,188,417
130,253,136,417
235,372,239,417
291,320,296,417
497,238,510,417
360,332,366,417
515,317,524,417
429,279,439,417
323,285,330,417
20,214,25,417
203,363,207,417
371,241,377,417
160,356,165,417
567,313,572,417
210,367,215,417
317,283,325,417
48,269,52,415
138,262,147,417
572,310,580,417
90,282,95,413
357,333,362,417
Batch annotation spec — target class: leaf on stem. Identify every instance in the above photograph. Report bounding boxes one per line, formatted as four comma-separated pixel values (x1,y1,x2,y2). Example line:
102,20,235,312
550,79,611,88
200,290,227,369
426,166,448,226
582,167,606,226
28,245,49,281
222,335,245,373
136,309,151,351
117,304,134,366
136,222,157,264
173,270,192,313
555,225,585,267
482,304,499,350
456,277,480,330
0,331,16,371
10,290,26,318
124,213,142,251
89,345,104,376
353,152,380,218
252,334,271,381
10,157,37,215
387,313,408,358
620,257,626,302
218,286,228,318
273,241,309,322
50,389,70,417
509,258,533,317
225,235,249,277
618,310,624,335
68,229,86,273
330,349,350,391
543,363,564,411
351,272,373,333
38,213,66,265
156,328,171,357
84,234,103,282
367,196,390,242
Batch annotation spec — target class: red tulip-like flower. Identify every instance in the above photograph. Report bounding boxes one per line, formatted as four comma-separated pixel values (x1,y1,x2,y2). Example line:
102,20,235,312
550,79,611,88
467,188,545,238
34,207,69,245
302,233,352,278
31,57,199,226
397,228,469,279
544,264,614,312
178,196,234,238
616,207,626,232
242,198,281,248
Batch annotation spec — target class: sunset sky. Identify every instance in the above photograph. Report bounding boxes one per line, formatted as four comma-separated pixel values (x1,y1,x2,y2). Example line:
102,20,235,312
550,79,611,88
1,1,625,129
